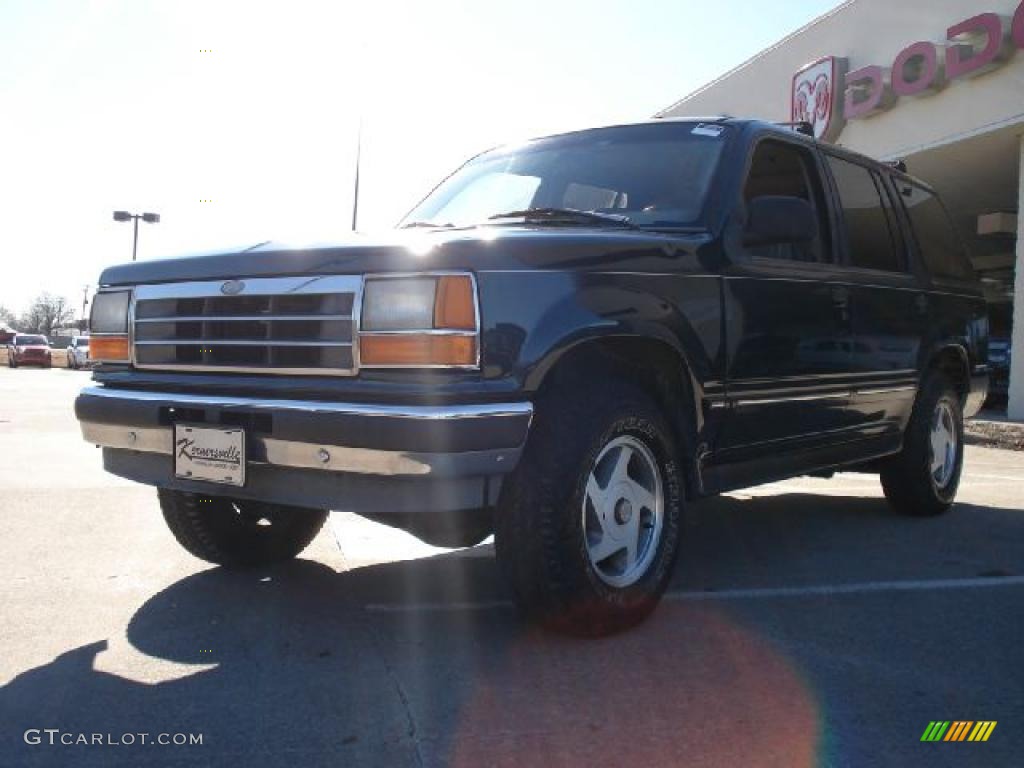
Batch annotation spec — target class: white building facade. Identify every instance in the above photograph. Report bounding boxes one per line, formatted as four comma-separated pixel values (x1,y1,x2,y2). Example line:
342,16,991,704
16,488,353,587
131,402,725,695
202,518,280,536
659,0,1024,418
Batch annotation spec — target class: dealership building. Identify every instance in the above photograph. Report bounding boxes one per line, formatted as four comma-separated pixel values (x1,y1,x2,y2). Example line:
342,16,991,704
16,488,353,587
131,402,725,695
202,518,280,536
659,0,1024,419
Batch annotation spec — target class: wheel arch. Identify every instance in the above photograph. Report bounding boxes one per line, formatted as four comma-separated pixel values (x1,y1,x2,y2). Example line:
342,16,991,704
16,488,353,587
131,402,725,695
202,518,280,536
527,333,704,499
925,343,970,402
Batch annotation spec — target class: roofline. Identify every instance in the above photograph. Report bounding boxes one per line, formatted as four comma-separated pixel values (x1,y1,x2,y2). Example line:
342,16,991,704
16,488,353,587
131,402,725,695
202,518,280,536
521,116,732,143
654,0,858,118
469,116,734,158
482,118,936,192
723,118,936,189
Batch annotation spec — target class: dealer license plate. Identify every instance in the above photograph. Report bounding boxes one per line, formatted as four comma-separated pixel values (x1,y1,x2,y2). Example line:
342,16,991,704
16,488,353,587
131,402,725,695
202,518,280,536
174,424,246,487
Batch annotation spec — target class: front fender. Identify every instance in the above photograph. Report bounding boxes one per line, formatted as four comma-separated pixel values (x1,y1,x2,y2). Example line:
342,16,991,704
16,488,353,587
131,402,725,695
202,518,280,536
476,270,723,396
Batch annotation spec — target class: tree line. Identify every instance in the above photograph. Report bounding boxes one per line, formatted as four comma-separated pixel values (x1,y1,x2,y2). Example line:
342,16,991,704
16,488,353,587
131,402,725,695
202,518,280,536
0,294,80,336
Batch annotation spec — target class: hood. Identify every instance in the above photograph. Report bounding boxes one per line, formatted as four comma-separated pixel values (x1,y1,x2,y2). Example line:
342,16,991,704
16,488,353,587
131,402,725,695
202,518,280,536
98,227,712,286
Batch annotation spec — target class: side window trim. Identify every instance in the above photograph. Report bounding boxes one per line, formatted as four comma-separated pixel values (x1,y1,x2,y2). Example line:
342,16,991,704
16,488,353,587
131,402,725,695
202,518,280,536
819,149,856,269
879,173,926,278
869,169,909,273
821,151,914,277
815,146,847,267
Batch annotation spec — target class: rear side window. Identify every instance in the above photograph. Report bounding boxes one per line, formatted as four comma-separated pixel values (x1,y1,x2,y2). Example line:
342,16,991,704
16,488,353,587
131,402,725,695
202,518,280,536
743,139,831,263
897,184,974,280
827,156,905,272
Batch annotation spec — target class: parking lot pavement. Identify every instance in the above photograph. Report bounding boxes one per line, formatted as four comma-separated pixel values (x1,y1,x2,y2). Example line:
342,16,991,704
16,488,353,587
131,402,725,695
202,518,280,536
1,366,1022,767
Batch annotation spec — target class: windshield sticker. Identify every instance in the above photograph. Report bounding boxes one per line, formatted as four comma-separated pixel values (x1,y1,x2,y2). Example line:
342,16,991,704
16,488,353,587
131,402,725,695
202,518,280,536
691,124,724,138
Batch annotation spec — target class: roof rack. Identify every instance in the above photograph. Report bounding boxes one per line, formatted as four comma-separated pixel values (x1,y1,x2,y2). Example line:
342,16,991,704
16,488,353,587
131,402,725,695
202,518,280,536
776,121,815,137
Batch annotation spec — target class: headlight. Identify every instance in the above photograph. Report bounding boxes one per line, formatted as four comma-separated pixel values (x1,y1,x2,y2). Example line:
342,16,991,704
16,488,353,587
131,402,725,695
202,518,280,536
359,274,478,368
89,289,132,363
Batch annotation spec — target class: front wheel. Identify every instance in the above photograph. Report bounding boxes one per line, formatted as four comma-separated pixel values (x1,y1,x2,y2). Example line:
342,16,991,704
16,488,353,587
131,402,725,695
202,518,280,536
495,379,684,636
158,489,328,567
880,373,964,516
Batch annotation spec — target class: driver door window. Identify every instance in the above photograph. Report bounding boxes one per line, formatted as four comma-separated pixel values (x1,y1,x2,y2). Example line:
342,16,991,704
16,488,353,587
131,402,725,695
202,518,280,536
743,140,831,264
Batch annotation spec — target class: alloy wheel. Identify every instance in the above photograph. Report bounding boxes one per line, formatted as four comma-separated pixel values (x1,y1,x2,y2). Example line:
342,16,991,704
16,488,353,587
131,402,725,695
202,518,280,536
582,435,665,588
929,400,958,490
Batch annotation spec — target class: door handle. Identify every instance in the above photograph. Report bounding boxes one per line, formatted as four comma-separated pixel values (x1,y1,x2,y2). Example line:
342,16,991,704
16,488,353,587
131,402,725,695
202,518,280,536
831,285,851,324
827,286,851,321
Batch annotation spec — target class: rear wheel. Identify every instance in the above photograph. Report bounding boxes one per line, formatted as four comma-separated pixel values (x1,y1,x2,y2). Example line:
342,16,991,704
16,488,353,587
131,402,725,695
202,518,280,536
158,489,328,567
880,373,964,516
495,378,684,636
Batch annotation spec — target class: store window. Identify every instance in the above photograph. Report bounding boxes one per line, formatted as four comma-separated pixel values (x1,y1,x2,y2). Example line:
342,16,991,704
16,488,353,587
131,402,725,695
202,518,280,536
827,156,905,272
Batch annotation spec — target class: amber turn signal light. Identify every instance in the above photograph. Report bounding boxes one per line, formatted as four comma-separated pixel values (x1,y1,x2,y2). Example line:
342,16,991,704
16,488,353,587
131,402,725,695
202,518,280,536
90,335,130,362
433,276,476,330
360,334,477,367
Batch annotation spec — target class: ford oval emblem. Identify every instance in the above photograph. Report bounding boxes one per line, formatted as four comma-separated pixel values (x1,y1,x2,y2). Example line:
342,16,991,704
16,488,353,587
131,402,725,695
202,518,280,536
220,280,245,296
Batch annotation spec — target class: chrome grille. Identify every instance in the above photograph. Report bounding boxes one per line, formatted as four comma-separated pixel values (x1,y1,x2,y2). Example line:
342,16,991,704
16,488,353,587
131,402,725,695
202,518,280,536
131,276,361,376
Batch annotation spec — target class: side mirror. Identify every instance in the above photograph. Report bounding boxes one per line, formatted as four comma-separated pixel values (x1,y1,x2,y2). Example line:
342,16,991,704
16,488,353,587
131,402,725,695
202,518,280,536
744,196,818,247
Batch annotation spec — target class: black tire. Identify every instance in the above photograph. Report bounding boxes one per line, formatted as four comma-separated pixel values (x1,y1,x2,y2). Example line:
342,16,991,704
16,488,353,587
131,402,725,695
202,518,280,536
495,377,684,636
880,372,964,516
158,489,328,567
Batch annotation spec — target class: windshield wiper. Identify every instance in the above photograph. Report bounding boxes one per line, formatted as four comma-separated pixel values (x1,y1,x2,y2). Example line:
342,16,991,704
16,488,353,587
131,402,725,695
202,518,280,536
488,207,637,229
400,221,456,229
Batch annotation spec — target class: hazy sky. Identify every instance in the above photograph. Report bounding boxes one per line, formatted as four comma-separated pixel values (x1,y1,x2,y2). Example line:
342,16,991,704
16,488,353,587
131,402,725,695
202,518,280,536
0,0,842,316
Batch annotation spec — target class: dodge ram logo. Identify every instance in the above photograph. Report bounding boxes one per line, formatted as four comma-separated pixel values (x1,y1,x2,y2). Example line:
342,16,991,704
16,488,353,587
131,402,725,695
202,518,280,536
220,280,245,296
791,56,847,143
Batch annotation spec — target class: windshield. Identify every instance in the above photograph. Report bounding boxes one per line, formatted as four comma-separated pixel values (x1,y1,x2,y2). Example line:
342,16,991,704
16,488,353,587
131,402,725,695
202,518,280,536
17,335,48,346
401,122,728,230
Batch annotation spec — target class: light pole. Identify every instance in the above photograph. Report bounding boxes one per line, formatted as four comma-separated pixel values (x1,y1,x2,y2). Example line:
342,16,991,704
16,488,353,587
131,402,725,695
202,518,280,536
80,285,89,330
113,211,160,261
351,120,362,232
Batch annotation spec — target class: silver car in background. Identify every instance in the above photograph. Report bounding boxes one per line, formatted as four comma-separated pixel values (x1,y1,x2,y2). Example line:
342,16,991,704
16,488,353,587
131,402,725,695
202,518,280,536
66,337,91,369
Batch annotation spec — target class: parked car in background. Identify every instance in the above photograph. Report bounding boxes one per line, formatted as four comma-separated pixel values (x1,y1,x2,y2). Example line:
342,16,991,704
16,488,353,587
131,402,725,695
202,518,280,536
66,337,91,369
986,304,1012,407
988,337,1010,402
7,334,52,368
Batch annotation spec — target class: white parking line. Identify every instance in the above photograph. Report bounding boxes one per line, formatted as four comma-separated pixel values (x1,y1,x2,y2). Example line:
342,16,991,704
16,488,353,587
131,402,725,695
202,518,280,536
663,574,1024,601
366,599,513,613
364,574,1024,613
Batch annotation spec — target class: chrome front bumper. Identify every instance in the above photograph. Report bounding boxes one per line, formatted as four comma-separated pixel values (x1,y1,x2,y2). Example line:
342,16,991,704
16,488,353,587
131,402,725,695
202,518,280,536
76,386,533,479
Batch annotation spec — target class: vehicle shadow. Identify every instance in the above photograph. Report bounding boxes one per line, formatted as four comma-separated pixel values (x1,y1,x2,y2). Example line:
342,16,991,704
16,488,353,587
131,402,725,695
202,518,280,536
2,491,1021,768
675,490,1023,590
